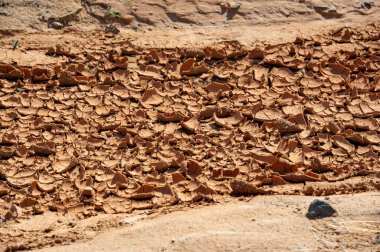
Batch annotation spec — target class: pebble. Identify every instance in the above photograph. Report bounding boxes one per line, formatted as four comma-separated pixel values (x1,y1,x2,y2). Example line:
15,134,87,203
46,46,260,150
306,199,336,219
361,1,374,9
51,21,64,29
230,2,241,10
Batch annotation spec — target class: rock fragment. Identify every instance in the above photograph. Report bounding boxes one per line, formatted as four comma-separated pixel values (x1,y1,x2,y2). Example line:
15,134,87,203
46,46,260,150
306,199,336,219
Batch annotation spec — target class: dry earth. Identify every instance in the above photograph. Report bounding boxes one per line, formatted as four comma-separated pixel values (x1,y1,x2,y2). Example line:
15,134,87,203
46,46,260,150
33,192,380,252
0,0,380,251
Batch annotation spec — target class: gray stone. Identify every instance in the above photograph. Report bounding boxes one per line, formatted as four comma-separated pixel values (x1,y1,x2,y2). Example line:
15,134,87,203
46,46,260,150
361,1,374,9
306,199,336,219
50,21,64,29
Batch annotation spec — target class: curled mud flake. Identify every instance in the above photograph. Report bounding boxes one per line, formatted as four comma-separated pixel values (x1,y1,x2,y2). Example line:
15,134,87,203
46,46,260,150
205,82,231,93
31,67,53,82
131,184,155,200
152,160,169,172
140,88,164,108
281,173,321,183
115,56,128,69
36,181,56,193
181,115,200,133
138,129,155,140
248,48,265,59
0,181,11,196
284,58,306,70
185,159,203,178
282,105,303,116
112,85,130,99
255,108,283,122
154,184,175,197
0,64,24,80
32,142,56,156
52,156,78,173
270,67,298,81
199,106,220,120
230,179,268,196
363,132,380,145
251,151,277,165
157,111,185,123
172,172,187,184
273,118,301,134
112,69,129,82
300,77,323,88
222,168,240,178
7,175,35,188
99,121,121,132
180,58,209,76
331,135,355,154
38,170,55,184
132,200,154,210
0,146,15,158
310,157,332,172
183,48,205,58
268,158,298,174
322,63,350,79
59,71,80,86
237,74,261,89
191,183,216,200
84,95,102,106
109,172,129,189
17,107,37,116
204,47,226,59
213,112,244,129
19,197,39,208
353,117,379,131
272,176,287,185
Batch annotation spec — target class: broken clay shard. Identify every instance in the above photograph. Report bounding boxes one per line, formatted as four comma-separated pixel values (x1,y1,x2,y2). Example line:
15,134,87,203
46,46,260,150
52,156,78,173
181,115,200,133
180,58,209,75
255,109,283,122
157,112,184,123
32,142,56,156
230,179,268,196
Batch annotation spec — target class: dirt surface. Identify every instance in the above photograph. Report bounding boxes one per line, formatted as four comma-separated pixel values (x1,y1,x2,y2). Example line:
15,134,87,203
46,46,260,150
0,0,380,251
2,192,379,251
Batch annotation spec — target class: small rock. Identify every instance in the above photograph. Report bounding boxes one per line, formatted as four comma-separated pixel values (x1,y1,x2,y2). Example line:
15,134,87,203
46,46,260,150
51,21,64,29
230,2,241,10
313,3,342,18
361,1,374,9
306,199,336,219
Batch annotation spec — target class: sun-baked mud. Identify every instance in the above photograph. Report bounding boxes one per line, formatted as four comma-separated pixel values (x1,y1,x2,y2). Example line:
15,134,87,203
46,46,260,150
0,24,379,226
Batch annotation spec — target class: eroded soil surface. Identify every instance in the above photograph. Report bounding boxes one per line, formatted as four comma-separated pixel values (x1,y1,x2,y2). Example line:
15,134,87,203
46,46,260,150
0,0,379,251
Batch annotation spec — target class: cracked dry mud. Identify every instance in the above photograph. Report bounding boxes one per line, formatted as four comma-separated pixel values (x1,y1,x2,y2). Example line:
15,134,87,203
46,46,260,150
0,21,380,251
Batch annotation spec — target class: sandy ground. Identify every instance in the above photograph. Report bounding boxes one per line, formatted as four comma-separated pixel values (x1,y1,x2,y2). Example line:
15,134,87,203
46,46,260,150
31,192,380,252
0,0,380,251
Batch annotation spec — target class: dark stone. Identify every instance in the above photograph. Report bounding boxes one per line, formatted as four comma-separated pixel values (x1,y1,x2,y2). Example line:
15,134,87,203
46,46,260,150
306,199,336,219
361,1,374,9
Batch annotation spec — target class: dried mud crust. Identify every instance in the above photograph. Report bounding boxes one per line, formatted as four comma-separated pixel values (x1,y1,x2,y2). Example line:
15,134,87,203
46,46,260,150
0,23,380,248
